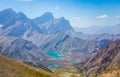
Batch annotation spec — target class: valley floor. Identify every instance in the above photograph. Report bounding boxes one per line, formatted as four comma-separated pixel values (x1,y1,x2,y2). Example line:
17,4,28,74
53,67,120,77
54,70,84,77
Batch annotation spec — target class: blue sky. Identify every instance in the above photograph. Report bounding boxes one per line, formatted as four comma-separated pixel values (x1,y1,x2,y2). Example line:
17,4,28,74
0,0,120,28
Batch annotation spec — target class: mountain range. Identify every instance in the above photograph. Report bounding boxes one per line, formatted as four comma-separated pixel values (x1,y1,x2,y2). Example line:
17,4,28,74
33,12,74,34
0,8,73,37
0,9,110,55
0,8,41,37
0,8,120,61
0,8,120,77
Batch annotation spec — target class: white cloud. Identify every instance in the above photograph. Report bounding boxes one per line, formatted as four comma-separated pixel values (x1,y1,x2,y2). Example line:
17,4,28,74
116,16,120,18
96,14,109,19
16,0,32,2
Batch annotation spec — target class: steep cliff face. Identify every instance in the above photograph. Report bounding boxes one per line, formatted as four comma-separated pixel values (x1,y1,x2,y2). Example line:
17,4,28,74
84,39,120,75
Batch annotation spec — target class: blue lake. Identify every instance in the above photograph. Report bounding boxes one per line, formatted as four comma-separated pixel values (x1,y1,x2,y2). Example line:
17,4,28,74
46,52,61,60
72,62,78,64
67,60,78,64
46,52,78,69
48,65,59,69
45,52,68,60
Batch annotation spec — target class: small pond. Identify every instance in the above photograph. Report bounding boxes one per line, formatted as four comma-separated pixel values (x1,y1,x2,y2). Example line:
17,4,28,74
48,65,59,69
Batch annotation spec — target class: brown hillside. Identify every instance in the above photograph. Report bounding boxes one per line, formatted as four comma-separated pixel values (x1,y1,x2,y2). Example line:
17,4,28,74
0,55,57,77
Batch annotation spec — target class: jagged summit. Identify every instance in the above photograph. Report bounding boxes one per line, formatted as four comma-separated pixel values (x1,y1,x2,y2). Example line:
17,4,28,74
0,8,16,24
41,12,54,19
33,12,54,25
15,12,29,22
1,8,16,13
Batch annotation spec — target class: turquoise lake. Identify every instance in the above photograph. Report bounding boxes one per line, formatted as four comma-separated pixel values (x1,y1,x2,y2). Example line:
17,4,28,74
45,52,78,69
48,65,59,69
45,52,68,60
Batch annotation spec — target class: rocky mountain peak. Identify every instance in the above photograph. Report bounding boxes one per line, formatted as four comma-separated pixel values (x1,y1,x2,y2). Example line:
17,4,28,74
15,12,28,21
33,12,54,25
1,8,16,14
0,8,16,24
41,12,54,19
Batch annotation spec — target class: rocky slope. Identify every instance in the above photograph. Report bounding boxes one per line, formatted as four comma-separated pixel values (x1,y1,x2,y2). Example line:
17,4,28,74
96,67,120,77
83,39,120,76
0,36,46,62
24,32,113,54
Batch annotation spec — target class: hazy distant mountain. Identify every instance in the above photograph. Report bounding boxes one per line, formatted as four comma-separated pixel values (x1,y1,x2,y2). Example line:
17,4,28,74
68,31,120,41
0,36,46,62
84,39,120,75
98,24,120,34
74,26,103,34
75,24,120,34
